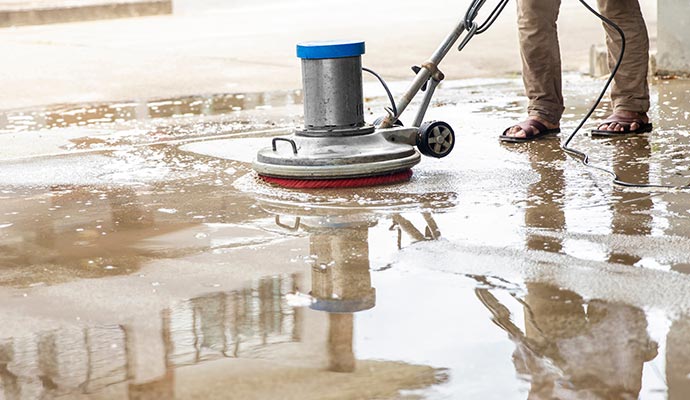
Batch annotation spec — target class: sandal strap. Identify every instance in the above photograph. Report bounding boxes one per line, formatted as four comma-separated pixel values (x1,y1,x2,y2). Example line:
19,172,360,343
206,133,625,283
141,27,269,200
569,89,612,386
600,112,647,126
517,119,548,137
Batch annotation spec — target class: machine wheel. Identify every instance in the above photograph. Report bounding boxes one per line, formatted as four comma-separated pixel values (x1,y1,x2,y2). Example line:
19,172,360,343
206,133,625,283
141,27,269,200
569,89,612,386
373,116,403,128
417,121,455,158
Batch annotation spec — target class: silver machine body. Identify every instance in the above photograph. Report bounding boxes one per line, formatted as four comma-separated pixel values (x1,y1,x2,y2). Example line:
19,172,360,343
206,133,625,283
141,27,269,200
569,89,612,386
253,28,469,181
253,40,421,180
302,56,364,130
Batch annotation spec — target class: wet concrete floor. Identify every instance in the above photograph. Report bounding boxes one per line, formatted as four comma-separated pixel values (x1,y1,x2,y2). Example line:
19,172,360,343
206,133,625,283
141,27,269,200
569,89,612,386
1,74,690,399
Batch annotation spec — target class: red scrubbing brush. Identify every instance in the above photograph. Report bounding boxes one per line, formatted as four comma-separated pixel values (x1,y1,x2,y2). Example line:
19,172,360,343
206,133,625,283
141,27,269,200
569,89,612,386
259,169,413,189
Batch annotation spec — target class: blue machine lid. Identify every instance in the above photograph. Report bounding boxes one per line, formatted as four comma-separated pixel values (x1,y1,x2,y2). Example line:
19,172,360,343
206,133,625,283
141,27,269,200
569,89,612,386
296,40,365,60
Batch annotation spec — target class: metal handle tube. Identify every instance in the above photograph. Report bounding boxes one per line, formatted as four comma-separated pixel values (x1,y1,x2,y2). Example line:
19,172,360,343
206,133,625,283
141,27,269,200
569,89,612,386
411,23,478,127
412,78,441,127
457,23,478,52
379,21,466,129
429,20,467,65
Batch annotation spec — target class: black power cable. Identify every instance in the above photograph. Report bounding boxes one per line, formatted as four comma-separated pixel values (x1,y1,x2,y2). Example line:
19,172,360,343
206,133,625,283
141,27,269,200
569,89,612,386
563,0,689,190
477,0,510,34
465,0,510,34
362,67,398,118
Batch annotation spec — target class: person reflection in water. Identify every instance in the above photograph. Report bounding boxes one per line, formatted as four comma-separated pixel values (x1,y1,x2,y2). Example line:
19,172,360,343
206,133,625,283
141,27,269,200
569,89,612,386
511,283,658,398
479,138,658,398
607,135,653,265
522,138,566,253
0,343,20,400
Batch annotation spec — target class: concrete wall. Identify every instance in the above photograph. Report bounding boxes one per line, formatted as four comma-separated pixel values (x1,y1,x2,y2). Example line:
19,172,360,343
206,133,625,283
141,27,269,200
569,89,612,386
657,0,690,75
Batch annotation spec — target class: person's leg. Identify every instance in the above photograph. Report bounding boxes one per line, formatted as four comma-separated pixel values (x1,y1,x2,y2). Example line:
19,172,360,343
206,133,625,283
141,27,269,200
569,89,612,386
505,0,563,139
596,0,651,132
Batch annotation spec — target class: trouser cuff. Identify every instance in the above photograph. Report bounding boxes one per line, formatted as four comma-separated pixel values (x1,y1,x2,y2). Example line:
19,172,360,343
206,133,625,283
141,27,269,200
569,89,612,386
527,101,564,125
613,98,650,114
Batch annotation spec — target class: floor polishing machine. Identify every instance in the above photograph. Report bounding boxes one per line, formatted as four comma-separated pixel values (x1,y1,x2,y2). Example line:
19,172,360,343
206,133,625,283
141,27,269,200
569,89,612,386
253,0,683,191
251,3,500,189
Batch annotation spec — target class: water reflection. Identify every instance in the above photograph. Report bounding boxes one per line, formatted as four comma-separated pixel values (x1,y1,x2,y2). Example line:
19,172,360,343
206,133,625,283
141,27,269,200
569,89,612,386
1,185,186,286
667,316,690,399
522,138,566,253
608,135,653,265
0,175,267,287
1,74,687,398
0,275,297,399
488,135,677,397
1,186,151,285
0,187,448,398
391,213,441,248
0,90,302,133
662,76,690,400
631,81,690,397
272,209,443,375
513,129,669,266
477,283,657,399
169,277,299,364
303,217,375,373
657,80,690,274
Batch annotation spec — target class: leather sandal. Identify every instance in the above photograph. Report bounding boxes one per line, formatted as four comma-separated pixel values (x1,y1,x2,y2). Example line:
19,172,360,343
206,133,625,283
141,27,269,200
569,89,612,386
500,119,560,143
591,112,653,137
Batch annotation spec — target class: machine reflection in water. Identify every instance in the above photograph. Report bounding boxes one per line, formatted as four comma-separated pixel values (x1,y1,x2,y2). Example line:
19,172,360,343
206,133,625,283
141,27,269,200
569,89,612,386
267,196,446,375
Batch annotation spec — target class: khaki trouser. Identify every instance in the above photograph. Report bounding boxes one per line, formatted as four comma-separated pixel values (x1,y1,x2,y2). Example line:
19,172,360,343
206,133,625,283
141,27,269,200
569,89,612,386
517,0,650,125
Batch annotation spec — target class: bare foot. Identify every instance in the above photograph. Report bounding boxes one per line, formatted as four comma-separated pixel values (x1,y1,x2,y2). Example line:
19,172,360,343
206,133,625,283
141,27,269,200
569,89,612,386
505,116,559,139
597,110,649,132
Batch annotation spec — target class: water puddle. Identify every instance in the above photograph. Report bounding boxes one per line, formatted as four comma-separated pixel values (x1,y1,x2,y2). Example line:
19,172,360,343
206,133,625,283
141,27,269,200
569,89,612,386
1,75,690,398
0,90,303,134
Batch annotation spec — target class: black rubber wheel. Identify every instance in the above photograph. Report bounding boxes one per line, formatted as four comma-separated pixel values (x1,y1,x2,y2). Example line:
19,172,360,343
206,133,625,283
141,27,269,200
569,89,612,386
373,116,403,128
417,121,455,158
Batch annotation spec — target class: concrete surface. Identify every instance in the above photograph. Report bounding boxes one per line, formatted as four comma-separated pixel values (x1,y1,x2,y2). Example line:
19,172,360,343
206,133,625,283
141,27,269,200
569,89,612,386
0,0,171,27
1,1,690,399
0,0,657,110
0,72,688,398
